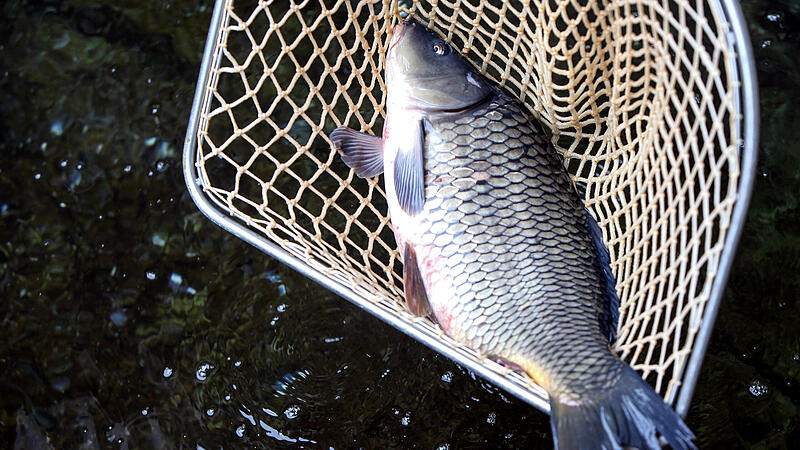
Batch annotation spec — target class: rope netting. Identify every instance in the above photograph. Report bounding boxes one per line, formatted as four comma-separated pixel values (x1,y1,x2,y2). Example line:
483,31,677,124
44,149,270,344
192,0,743,409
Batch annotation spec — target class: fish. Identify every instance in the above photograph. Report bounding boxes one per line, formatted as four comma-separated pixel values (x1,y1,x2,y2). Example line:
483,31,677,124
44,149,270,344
330,18,695,450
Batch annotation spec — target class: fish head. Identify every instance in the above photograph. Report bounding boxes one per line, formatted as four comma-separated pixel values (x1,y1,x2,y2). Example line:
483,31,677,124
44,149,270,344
386,19,491,112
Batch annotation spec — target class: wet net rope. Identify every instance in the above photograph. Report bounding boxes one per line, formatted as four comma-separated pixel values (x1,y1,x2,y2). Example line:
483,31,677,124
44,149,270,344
193,0,743,408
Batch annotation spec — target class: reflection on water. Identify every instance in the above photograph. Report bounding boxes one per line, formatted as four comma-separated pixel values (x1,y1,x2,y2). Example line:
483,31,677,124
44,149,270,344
0,0,798,448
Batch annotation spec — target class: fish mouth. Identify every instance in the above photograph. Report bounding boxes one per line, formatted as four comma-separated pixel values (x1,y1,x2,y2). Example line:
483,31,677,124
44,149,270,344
388,20,409,56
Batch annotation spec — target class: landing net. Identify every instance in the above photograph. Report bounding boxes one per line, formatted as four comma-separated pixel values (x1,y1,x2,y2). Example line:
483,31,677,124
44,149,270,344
184,0,757,415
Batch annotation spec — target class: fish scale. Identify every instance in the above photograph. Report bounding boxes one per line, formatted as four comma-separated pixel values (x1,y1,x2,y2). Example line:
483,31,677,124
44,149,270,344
415,93,614,397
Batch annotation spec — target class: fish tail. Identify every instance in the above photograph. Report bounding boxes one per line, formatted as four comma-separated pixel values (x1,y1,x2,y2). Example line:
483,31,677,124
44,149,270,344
548,362,695,450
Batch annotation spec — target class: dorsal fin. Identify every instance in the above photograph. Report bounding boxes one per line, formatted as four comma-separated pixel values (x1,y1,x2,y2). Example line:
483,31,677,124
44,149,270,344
585,208,620,343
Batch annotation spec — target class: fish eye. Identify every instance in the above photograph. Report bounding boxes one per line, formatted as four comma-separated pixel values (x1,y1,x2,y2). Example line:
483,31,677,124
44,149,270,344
432,41,449,56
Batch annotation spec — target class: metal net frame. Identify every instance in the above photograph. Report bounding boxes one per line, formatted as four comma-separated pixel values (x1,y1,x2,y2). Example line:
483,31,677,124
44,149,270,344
183,0,757,416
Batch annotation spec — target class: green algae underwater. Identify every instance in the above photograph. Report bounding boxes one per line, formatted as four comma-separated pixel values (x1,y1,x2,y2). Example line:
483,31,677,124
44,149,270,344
0,0,798,448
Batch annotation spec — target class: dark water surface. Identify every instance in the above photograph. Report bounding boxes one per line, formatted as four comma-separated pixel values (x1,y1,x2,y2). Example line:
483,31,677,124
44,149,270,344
1,0,798,448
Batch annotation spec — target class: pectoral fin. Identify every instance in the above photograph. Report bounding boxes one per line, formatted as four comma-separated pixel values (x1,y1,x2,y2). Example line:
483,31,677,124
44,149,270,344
330,126,384,178
403,243,431,317
394,119,425,215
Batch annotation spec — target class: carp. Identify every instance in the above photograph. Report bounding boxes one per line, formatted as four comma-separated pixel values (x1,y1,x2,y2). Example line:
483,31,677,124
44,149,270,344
330,19,694,449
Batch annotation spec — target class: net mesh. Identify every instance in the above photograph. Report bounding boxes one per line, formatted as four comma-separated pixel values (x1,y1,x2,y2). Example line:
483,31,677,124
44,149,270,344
192,0,743,407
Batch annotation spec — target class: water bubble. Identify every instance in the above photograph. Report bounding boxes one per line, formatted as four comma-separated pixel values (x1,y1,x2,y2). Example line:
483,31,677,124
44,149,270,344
436,444,450,450
60,159,68,168
34,173,41,180
110,310,127,326
487,412,496,425
766,12,783,22
123,164,133,174
50,121,64,136
400,412,411,426
761,39,772,49
156,160,168,173
441,371,453,383
284,405,300,419
152,233,166,247
141,408,148,416
168,273,183,291
196,363,214,381
277,303,288,313
145,271,156,281
235,424,245,438
59,202,67,208
206,408,215,417
163,367,173,378
793,354,799,362
144,136,158,147
749,379,768,397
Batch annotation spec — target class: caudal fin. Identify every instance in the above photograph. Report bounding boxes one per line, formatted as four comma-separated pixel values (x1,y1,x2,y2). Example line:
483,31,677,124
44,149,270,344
549,364,695,450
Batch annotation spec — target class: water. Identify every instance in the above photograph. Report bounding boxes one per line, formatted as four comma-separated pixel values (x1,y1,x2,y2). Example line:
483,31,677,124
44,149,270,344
1,0,798,447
